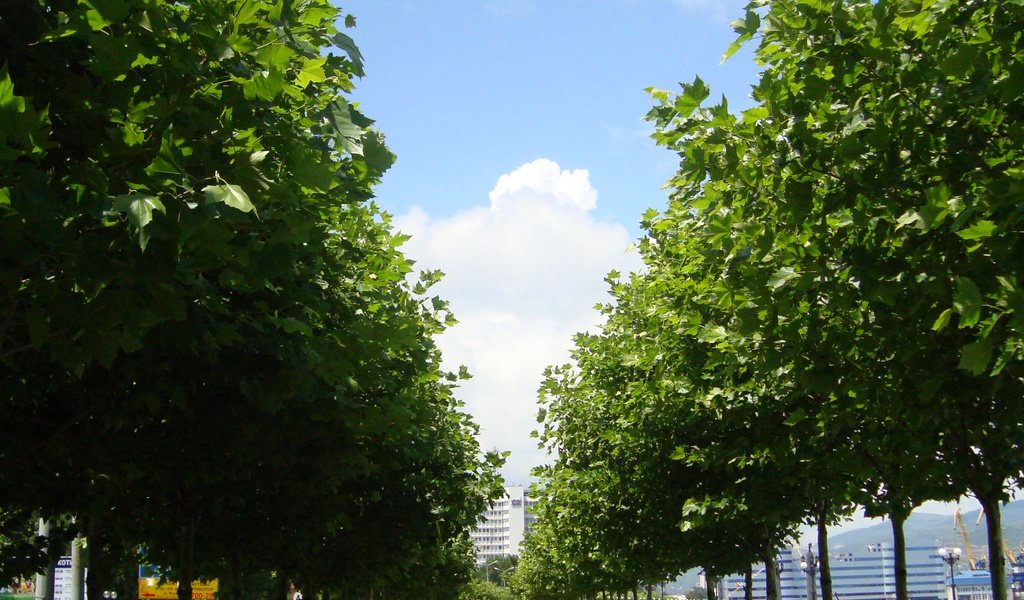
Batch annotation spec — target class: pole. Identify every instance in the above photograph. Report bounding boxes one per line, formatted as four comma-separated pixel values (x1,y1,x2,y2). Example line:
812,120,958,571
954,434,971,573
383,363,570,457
804,545,818,600
950,561,957,600
34,519,53,600
70,537,85,600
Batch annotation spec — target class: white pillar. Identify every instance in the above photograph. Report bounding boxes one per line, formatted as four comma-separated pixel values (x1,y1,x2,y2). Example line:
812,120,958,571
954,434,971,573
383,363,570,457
34,519,53,600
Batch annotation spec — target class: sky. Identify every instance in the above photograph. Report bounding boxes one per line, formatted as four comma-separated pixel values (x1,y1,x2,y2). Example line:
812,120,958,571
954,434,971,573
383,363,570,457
339,1,982,528
344,0,756,484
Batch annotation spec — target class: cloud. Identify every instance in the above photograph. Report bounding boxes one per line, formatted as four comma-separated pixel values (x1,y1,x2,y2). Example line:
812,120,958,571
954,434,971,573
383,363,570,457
394,159,641,482
489,159,597,212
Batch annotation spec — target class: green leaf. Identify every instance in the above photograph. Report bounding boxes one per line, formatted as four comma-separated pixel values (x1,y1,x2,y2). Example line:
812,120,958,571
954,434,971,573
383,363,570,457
242,68,285,100
674,77,711,118
111,194,165,249
279,317,312,336
932,308,954,331
742,106,770,124
953,277,982,328
203,184,256,214
957,219,997,241
256,44,296,71
939,46,978,79
360,131,395,177
332,31,365,77
112,193,164,229
0,63,50,159
723,9,758,63
326,100,365,155
295,56,327,88
895,210,921,230
768,267,798,291
784,408,806,426
958,339,993,376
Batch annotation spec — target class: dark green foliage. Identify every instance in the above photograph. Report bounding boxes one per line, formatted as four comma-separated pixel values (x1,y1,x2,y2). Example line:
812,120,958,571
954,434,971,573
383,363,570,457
0,0,502,596
459,579,515,600
523,1,1024,599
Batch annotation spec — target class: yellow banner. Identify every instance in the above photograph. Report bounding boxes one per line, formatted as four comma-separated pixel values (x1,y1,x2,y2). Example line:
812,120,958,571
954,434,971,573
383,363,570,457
138,578,219,600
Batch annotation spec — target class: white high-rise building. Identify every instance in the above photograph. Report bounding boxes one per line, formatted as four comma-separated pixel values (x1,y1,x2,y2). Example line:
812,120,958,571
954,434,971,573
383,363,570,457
470,486,537,563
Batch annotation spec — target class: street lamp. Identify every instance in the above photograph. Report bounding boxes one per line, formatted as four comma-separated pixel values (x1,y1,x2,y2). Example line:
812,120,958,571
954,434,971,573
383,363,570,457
769,560,784,600
938,547,963,600
495,565,514,587
801,544,819,600
102,592,117,599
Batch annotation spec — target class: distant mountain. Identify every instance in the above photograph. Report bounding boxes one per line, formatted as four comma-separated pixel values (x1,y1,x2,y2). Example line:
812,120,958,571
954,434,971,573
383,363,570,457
657,502,1024,593
829,500,1024,559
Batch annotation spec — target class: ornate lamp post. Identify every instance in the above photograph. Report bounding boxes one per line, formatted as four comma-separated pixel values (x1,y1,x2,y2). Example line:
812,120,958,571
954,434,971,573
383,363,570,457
938,547,963,600
801,544,819,600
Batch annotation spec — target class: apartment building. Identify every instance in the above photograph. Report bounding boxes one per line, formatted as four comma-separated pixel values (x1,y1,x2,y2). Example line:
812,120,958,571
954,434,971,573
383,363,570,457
470,486,537,563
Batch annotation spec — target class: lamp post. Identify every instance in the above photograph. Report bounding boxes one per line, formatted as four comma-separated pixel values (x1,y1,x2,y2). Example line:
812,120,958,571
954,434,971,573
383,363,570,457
939,547,963,600
495,565,514,587
769,561,784,600
801,544,819,600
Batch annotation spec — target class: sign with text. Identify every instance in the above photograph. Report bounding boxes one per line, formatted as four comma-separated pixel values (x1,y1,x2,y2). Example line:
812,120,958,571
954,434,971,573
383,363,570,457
138,578,218,600
53,556,73,600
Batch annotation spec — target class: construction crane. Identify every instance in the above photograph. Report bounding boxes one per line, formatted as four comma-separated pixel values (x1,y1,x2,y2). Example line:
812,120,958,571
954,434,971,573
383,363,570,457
954,508,979,569
974,508,1020,567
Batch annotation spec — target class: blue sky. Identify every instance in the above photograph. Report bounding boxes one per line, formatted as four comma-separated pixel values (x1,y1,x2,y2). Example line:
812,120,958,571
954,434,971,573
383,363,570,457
340,0,984,529
345,0,757,234
343,0,757,482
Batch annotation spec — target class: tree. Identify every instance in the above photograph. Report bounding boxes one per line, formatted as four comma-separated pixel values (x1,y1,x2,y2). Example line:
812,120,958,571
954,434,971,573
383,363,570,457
644,0,1024,597
0,1,502,597
459,579,515,600
525,2,1024,600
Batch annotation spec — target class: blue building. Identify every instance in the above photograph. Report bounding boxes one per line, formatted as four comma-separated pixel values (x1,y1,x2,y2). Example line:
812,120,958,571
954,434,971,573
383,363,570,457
944,570,1013,600
723,543,947,600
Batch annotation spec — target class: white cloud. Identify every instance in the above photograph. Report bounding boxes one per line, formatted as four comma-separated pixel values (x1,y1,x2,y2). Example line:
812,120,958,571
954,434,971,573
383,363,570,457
394,159,642,482
489,159,597,212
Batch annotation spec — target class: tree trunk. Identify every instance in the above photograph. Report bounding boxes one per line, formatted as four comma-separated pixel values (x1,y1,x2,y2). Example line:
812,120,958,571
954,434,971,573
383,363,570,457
228,552,242,600
632,588,639,600
123,557,139,600
705,573,718,600
274,572,289,600
176,517,195,600
891,511,909,600
979,494,1008,600
764,557,780,600
817,501,832,600
744,564,753,600
762,523,781,600
85,518,116,600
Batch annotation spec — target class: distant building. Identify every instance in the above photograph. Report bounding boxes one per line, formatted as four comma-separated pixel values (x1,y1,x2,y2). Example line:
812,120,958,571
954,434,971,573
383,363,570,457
945,570,1012,600
723,543,946,600
469,485,537,563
